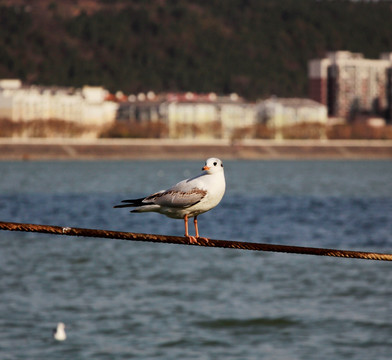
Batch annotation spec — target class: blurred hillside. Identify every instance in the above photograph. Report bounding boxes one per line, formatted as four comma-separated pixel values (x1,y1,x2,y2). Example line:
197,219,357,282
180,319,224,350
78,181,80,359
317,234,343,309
1,0,392,99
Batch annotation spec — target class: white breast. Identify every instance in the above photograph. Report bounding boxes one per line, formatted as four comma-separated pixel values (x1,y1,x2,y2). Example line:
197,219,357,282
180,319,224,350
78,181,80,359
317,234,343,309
186,171,226,216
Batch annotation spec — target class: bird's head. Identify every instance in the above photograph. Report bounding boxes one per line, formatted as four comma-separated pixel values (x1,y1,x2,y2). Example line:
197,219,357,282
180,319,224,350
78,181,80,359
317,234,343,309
202,158,224,174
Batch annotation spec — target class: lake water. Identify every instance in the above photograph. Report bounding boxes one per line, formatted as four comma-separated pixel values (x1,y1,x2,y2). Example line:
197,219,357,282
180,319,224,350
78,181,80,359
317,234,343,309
0,159,391,359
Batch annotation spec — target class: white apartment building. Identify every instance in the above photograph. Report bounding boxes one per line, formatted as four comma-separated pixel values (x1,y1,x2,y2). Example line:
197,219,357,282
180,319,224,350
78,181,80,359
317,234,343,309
163,99,219,138
256,97,328,127
0,79,118,126
219,101,255,139
157,92,256,139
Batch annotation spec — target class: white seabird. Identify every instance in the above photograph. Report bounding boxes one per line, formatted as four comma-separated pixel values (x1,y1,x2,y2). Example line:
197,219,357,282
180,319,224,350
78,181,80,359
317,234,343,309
53,322,66,341
114,157,226,242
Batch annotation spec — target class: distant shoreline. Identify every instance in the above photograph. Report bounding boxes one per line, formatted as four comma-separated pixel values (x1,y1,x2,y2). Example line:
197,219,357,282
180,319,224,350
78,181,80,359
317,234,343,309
0,138,391,160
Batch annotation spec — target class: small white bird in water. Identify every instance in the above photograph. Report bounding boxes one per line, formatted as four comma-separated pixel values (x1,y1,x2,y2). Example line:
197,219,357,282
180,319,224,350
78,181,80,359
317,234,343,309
114,157,226,243
53,322,66,341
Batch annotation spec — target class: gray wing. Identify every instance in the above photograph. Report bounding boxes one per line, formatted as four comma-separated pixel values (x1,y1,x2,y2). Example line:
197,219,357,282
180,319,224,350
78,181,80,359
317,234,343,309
145,188,207,208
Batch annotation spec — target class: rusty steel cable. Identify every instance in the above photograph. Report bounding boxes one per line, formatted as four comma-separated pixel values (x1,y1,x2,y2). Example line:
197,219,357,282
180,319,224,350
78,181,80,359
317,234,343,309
0,220,391,261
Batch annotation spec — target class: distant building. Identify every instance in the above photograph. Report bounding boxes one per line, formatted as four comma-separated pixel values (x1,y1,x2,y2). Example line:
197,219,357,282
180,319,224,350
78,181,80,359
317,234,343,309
219,99,255,139
116,91,162,124
0,79,118,126
308,51,392,122
255,97,327,140
163,94,219,139
256,97,327,126
116,92,256,139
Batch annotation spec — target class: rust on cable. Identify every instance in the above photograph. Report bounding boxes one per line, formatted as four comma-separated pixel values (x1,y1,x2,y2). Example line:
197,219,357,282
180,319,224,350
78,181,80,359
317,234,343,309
0,220,391,261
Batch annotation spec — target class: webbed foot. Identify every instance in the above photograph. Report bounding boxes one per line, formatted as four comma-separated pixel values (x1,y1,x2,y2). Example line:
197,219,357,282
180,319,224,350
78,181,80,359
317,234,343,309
197,236,209,244
185,235,198,244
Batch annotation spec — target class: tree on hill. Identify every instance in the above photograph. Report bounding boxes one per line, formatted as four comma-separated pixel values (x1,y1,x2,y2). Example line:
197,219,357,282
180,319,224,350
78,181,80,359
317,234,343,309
0,0,391,99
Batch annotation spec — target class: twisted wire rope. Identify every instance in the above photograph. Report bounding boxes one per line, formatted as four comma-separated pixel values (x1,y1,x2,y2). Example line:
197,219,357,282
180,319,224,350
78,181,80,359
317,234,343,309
1,221,391,261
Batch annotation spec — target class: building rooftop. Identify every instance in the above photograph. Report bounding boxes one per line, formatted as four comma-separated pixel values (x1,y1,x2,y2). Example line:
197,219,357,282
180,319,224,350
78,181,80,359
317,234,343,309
264,97,325,109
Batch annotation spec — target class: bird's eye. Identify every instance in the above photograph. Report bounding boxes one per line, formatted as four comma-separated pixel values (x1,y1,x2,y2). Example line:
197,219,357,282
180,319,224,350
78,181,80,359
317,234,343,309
221,163,223,167
213,162,217,166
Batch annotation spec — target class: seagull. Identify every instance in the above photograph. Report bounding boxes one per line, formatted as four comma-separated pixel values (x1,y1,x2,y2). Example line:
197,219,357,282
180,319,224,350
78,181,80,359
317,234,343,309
114,157,226,243
53,322,66,341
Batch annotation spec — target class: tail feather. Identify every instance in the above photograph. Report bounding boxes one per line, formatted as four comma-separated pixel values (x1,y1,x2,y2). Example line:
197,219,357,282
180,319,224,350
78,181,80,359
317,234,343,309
113,203,136,208
113,197,146,208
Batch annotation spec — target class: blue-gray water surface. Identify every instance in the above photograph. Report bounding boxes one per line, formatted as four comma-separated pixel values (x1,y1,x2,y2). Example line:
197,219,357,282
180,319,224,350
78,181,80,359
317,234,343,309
0,159,391,359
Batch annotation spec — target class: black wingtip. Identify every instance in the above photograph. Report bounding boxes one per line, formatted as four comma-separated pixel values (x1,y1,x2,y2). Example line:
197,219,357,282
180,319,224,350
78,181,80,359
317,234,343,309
121,198,144,204
113,204,133,208
114,197,146,208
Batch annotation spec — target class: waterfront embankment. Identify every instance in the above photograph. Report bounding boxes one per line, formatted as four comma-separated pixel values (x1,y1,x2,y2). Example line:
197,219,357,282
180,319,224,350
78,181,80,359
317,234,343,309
0,138,391,160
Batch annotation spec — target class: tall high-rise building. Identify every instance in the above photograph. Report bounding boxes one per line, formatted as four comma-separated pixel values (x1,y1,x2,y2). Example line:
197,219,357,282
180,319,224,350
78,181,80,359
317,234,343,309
308,51,392,122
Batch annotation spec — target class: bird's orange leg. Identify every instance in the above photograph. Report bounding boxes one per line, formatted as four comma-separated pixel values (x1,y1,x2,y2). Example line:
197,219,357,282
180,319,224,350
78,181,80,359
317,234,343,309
184,214,197,244
194,216,199,238
194,216,209,243
184,214,189,237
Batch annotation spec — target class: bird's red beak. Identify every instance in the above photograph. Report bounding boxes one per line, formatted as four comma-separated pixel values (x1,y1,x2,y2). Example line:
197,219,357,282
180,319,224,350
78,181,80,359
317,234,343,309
202,166,210,171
